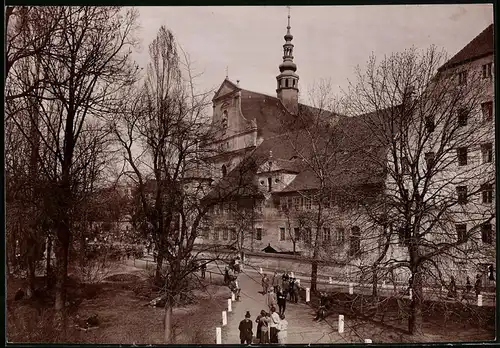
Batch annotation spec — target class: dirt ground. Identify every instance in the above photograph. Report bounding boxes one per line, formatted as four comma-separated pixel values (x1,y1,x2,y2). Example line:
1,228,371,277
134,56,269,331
305,289,496,343
6,262,229,344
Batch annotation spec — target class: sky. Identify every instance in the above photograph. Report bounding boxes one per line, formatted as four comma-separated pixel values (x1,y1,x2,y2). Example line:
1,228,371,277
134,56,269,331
133,5,493,103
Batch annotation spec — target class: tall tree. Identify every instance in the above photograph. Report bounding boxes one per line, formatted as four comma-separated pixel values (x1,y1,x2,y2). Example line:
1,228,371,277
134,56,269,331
343,46,493,335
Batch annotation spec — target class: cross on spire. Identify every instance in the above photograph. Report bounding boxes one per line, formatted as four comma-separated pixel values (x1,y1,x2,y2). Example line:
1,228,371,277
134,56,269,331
225,66,228,78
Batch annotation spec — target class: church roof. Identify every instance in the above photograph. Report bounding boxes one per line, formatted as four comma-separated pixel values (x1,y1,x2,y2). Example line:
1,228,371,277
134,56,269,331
439,24,494,71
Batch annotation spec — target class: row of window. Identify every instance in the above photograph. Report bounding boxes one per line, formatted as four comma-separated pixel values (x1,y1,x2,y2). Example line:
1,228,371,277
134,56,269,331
400,142,493,173
455,222,493,244
456,184,494,204
280,196,314,211
458,62,493,85
424,101,493,133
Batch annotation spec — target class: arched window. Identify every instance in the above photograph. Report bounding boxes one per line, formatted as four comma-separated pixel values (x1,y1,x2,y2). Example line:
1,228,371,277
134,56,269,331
222,110,228,130
222,165,227,177
285,79,289,88
267,177,272,192
349,226,361,256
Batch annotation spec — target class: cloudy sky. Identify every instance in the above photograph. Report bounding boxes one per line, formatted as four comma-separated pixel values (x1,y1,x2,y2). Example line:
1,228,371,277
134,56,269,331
133,5,493,101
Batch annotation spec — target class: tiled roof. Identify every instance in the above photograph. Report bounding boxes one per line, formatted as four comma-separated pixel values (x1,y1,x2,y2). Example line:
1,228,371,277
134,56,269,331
240,89,338,137
439,24,494,71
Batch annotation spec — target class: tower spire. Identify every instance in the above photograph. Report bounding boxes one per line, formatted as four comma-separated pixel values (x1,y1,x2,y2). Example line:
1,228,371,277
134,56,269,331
276,6,299,114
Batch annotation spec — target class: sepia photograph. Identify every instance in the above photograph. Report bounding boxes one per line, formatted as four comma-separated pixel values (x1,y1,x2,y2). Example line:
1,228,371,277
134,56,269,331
5,4,496,345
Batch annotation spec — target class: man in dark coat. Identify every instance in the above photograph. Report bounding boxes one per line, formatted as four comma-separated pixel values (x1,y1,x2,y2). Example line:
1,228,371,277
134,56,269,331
239,311,253,344
277,287,287,316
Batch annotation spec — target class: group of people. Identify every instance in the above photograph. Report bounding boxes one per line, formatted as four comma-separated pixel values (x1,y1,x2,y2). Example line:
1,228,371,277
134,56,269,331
238,307,288,344
261,272,300,306
450,274,486,298
225,258,242,301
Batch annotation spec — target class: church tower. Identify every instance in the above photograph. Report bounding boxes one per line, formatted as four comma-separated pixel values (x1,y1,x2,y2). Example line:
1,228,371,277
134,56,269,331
276,9,299,114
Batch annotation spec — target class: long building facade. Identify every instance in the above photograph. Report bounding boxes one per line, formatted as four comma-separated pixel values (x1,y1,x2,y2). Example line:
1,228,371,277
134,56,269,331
195,18,495,285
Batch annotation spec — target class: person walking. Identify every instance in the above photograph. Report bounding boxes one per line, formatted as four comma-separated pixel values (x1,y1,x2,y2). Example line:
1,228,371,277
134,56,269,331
259,311,271,344
239,311,253,344
266,288,277,312
448,276,457,298
475,274,482,296
200,263,206,279
465,276,472,293
255,310,265,343
262,274,270,295
277,287,287,316
269,306,280,344
277,314,288,344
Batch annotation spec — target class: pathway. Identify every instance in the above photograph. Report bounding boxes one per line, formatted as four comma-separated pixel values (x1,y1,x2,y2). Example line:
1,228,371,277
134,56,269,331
223,270,347,344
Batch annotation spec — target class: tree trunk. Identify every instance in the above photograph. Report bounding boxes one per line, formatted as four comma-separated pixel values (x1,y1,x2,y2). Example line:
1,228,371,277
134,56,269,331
54,227,69,312
164,295,174,343
311,260,318,292
26,244,36,298
372,266,378,300
155,256,164,286
46,235,53,288
408,268,423,335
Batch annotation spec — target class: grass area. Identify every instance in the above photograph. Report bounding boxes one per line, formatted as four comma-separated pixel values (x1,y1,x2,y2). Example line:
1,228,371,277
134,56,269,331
7,262,229,344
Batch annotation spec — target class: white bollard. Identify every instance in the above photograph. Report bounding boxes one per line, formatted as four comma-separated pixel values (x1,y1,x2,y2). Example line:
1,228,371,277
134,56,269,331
290,272,294,278
216,327,222,344
364,339,372,343
231,292,235,301
222,311,227,326
477,294,483,307
306,288,310,302
227,298,232,312
349,283,354,295
329,277,333,284
260,267,263,274
409,288,413,300
338,314,344,333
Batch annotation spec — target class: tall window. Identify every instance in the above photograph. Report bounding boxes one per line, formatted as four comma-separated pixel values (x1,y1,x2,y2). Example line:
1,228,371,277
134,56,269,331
457,108,468,127
222,110,228,130
425,115,435,133
304,198,312,210
424,152,435,170
213,229,220,240
456,186,468,204
323,228,331,242
223,228,229,240
457,147,468,166
230,228,237,240
336,227,345,244
294,227,300,241
256,228,262,241
481,223,492,244
221,165,227,177
456,224,467,243
481,183,493,204
280,228,286,241
268,177,272,192
280,197,288,211
458,70,467,85
482,63,493,79
482,143,493,163
401,156,410,175
482,102,493,122
349,226,361,256
202,228,210,239
293,197,302,210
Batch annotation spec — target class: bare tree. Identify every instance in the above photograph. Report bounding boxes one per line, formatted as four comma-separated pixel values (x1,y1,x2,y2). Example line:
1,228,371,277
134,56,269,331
342,46,494,335
6,7,140,324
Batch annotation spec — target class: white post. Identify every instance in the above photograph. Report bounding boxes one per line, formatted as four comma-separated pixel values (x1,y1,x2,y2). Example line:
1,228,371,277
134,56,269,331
227,298,232,312
290,272,294,278
231,292,235,301
364,339,372,343
409,288,413,300
477,294,483,307
349,283,354,295
329,277,333,284
306,288,310,302
222,311,227,326
216,327,222,344
338,314,344,333
260,267,263,274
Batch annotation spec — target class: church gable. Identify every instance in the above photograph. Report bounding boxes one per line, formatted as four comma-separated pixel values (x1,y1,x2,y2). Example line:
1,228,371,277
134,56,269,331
213,78,240,101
